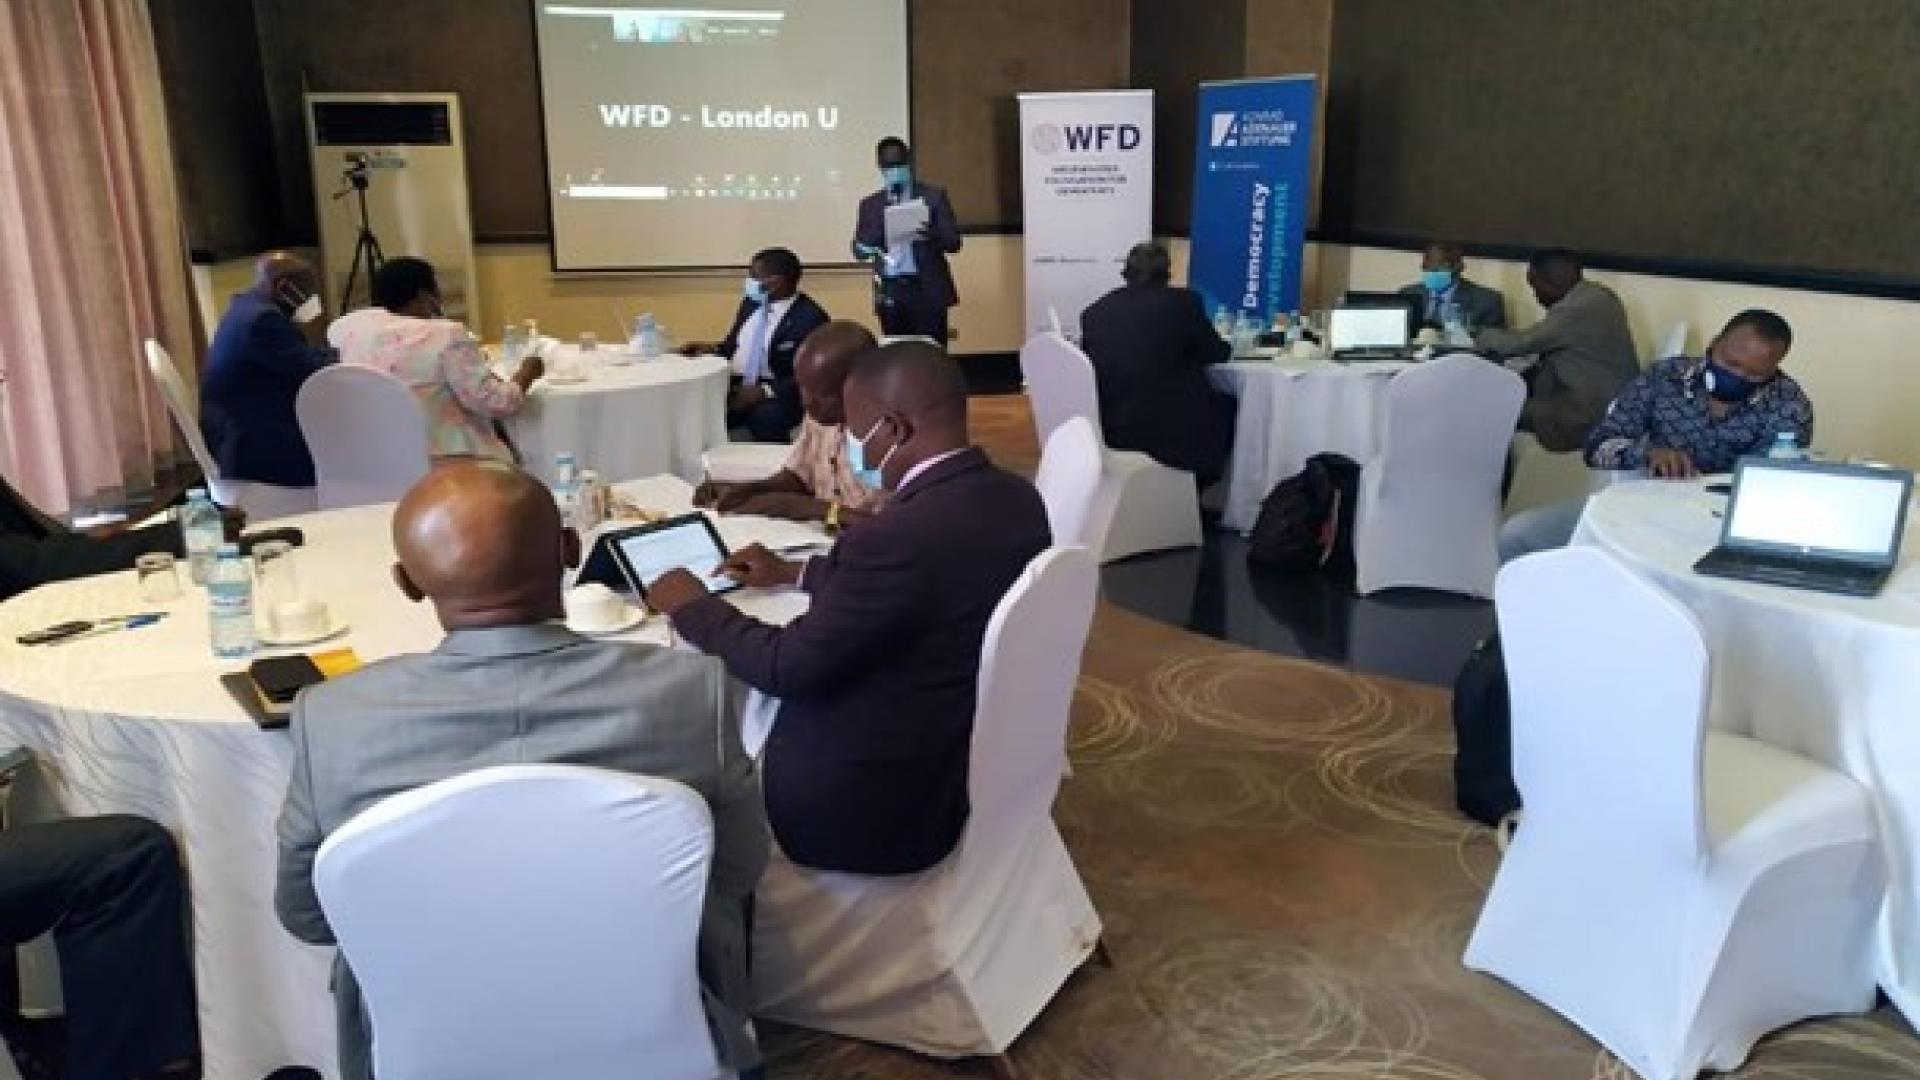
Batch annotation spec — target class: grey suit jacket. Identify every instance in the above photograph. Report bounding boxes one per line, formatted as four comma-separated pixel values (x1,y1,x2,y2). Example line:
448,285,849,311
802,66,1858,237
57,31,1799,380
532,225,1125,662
1397,277,1509,332
274,623,768,1079
1475,279,1641,451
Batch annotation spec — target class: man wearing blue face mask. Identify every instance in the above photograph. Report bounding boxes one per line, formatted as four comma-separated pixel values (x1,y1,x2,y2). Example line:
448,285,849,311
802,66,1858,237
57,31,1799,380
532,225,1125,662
650,342,1049,876
1497,309,1811,561
851,137,963,343
686,247,830,442
1397,242,1507,333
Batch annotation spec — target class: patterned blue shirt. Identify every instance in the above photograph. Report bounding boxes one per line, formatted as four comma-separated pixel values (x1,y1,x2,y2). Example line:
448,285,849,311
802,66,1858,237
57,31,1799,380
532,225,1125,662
1585,355,1814,473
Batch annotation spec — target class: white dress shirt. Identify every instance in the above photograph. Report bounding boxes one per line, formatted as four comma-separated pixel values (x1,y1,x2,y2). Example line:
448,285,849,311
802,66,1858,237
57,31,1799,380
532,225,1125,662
731,296,795,384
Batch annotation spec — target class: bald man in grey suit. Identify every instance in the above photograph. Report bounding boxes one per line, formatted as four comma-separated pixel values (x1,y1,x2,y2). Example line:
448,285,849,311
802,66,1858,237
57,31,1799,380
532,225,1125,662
274,462,767,1080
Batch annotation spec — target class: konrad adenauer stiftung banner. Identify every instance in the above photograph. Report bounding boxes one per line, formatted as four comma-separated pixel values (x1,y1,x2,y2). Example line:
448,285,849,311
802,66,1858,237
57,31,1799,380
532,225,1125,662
1189,75,1317,321
1018,90,1155,340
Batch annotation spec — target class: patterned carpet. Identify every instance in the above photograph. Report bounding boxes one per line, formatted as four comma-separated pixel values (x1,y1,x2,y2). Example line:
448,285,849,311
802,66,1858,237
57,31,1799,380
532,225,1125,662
760,394,1920,1078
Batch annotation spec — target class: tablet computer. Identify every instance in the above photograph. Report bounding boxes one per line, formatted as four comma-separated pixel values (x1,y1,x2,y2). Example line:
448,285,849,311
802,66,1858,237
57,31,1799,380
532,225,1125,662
603,513,741,602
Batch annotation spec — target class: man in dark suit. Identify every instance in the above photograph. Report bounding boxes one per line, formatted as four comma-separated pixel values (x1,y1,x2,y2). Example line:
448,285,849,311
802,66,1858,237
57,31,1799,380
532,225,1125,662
0,475,198,602
200,252,336,489
0,816,199,1080
1397,241,1508,334
1080,242,1236,487
651,342,1050,875
687,247,830,443
851,137,962,344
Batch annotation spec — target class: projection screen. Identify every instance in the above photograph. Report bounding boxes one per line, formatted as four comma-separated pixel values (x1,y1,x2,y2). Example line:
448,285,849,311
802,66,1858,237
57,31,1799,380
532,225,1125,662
533,1,912,270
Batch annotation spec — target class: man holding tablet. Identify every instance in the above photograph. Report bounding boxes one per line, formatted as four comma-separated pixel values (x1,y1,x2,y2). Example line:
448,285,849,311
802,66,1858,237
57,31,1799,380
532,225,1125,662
650,342,1050,876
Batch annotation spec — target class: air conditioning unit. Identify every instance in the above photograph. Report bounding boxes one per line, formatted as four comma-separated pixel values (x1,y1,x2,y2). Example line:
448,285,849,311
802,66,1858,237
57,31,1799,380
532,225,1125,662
304,92,480,330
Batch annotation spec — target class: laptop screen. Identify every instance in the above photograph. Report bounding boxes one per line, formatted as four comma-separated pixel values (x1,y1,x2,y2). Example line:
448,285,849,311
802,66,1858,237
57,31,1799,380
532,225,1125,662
1726,462,1911,562
1330,306,1409,352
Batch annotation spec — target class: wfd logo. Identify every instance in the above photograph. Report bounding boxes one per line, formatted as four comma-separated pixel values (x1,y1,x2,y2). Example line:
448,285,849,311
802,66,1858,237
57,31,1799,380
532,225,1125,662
1029,122,1143,154
1210,112,1241,148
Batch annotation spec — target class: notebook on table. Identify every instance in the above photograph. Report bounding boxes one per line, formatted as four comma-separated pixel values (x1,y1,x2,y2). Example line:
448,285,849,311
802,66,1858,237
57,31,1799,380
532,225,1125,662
1692,458,1914,598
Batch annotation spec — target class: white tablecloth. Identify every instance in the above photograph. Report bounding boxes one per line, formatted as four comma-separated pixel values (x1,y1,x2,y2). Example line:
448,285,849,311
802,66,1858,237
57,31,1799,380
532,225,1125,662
506,352,729,486
1573,479,1920,1023
0,476,817,1080
1209,359,1414,532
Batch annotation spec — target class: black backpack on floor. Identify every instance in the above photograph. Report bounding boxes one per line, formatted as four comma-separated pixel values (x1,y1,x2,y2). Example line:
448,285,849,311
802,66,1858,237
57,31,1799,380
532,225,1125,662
1247,453,1360,575
1451,632,1521,826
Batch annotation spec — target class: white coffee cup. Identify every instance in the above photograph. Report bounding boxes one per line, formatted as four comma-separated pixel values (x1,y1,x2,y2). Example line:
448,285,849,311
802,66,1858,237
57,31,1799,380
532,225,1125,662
272,599,330,641
564,583,629,633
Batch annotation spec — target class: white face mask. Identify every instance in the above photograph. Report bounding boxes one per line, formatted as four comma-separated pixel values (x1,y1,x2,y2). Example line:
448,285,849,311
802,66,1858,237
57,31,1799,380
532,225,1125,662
291,294,323,324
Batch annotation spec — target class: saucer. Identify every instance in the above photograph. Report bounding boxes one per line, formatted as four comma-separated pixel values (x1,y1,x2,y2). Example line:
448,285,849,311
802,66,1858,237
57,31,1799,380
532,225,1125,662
258,615,350,648
567,607,646,636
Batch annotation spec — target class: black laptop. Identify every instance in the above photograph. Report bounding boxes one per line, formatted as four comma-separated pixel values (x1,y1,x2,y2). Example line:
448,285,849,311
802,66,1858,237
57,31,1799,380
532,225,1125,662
1693,458,1914,597
1328,303,1415,363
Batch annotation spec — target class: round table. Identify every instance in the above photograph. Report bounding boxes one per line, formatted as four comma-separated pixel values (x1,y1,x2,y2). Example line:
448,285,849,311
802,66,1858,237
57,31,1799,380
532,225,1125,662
1209,359,1414,532
505,351,729,487
1573,478,1920,1023
0,477,817,1079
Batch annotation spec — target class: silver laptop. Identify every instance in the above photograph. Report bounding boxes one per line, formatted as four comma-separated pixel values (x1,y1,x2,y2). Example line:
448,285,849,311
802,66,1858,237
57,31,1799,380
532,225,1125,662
1328,305,1411,361
1693,458,1914,597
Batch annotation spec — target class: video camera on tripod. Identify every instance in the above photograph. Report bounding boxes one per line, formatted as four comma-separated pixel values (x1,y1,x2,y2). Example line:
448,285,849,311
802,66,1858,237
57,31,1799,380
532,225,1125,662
331,152,384,311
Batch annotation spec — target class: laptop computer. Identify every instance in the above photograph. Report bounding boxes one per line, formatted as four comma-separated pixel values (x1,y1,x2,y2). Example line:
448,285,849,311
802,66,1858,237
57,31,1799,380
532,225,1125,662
1692,458,1914,597
1329,304,1414,362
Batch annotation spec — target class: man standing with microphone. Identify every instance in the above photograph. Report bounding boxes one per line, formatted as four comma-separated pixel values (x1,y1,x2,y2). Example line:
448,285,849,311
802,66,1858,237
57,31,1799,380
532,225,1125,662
852,137,962,344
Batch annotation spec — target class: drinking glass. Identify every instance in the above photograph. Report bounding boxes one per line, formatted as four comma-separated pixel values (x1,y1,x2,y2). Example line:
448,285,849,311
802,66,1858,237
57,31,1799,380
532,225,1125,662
135,552,180,602
252,540,299,615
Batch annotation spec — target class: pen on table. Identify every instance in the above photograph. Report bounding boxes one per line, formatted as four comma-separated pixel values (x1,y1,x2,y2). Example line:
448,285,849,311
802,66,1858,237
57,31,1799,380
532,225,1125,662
51,612,168,646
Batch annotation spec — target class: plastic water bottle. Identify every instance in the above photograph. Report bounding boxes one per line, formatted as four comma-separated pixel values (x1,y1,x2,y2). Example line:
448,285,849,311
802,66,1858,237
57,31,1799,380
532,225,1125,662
1766,431,1804,461
1441,300,1472,347
179,488,224,586
1212,306,1234,340
501,324,524,367
552,451,580,520
630,314,661,359
208,543,256,659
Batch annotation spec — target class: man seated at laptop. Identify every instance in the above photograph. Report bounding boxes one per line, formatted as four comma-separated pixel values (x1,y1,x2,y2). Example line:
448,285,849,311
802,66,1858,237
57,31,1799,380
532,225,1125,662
648,342,1051,876
693,322,885,527
1398,242,1507,333
682,247,831,444
274,461,768,1080
1475,248,1639,451
1498,309,1810,561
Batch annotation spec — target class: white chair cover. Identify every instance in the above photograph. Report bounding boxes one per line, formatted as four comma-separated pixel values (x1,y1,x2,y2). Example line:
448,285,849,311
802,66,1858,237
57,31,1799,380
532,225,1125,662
314,765,725,1080
1466,548,1882,1080
144,339,318,519
750,546,1105,1058
1034,416,1106,552
1354,353,1524,597
1020,333,1201,561
1652,321,1690,365
700,442,791,485
295,365,430,510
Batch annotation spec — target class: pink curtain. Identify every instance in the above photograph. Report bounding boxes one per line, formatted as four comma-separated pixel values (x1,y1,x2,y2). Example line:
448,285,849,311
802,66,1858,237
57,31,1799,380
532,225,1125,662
0,0,193,516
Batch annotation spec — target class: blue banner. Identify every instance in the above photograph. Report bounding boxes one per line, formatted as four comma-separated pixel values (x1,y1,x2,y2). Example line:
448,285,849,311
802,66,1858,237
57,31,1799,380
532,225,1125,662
1188,75,1318,321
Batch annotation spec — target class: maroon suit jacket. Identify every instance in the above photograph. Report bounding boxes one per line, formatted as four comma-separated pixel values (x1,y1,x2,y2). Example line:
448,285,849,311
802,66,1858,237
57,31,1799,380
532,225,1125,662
671,448,1050,874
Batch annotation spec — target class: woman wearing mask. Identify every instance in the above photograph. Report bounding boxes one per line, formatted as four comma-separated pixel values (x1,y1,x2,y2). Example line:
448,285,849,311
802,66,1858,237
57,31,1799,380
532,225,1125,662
329,257,542,461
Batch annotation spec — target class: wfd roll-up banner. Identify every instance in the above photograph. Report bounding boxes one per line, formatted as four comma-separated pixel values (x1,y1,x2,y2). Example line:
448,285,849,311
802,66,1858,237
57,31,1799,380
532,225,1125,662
1189,75,1317,320
1018,90,1155,339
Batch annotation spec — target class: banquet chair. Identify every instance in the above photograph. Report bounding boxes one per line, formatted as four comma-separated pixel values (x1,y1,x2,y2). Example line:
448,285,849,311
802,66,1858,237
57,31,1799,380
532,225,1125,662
314,765,729,1080
1033,416,1108,551
295,365,430,510
1353,352,1524,597
1020,332,1202,562
749,546,1105,1060
700,442,791,485
1466,548,1881,1080
1651,320,1690,366
144,340,317,521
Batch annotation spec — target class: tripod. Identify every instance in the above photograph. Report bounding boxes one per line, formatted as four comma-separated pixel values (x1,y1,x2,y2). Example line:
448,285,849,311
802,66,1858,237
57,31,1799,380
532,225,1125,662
334,160,385,310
